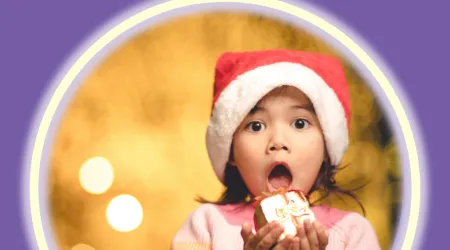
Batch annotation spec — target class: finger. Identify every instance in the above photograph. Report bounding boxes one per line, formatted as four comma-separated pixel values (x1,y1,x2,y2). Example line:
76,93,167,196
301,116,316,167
256,223,285,249
289,237,300,250
305,220,320,250
245,233,259,249
242,222,258,250
241,222,253,242
274,235,293,250
246,221,278,249
314,221,329,250
297,222,310,250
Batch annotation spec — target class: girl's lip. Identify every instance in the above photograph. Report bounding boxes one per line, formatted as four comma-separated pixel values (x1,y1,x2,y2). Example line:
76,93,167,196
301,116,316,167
267,161,292,175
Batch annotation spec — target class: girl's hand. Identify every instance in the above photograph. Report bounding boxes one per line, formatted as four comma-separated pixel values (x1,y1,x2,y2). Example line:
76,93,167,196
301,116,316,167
241,221,296,250
294,220,328,250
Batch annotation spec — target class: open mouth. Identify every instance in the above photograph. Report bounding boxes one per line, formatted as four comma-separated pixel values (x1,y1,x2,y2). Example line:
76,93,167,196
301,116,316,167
267,162,293,191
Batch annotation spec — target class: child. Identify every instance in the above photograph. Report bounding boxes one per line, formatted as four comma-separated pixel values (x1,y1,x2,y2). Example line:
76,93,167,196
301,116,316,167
171,49,381,250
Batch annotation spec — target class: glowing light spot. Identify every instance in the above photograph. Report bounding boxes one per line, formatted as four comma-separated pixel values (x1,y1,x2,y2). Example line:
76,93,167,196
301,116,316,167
79,156,114,194
106,194,143,232
71,243,95,250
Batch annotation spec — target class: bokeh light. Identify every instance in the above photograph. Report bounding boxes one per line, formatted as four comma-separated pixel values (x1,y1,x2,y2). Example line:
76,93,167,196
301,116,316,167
106,194,143,232
71,243,95,250
79,156,114,194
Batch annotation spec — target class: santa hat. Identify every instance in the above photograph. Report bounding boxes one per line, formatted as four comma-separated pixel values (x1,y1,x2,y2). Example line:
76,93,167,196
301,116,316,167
206,49,351,183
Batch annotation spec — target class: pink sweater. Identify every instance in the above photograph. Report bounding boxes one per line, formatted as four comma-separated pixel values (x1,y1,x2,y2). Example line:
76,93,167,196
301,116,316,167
171,203,381,250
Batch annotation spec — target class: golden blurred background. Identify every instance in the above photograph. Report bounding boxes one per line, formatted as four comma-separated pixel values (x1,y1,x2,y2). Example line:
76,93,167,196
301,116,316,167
48,12,401,250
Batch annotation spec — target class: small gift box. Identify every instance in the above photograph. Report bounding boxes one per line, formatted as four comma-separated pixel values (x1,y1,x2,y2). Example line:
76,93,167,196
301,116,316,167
253,189,315,241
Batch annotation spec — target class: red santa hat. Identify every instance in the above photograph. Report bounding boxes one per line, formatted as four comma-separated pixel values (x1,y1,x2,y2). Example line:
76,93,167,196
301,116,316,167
206,49,351,183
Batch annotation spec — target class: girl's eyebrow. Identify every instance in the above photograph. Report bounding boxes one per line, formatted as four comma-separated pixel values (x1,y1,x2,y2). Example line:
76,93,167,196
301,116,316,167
249,104,315,114
291,104,315,113
249,105,265,114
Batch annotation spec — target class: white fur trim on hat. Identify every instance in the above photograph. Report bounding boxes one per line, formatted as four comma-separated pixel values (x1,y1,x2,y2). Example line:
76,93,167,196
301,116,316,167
206,62,349,182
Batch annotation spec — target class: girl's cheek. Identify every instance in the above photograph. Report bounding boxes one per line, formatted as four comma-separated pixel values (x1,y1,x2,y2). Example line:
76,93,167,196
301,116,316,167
239,134,266,147
296,132,324,147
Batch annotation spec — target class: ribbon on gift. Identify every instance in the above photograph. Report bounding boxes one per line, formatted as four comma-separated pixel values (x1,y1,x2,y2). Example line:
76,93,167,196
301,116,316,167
275,199,309,223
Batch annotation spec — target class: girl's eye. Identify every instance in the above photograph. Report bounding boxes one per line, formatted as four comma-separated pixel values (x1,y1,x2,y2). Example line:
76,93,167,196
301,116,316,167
246,121,266,132
292,118,310,130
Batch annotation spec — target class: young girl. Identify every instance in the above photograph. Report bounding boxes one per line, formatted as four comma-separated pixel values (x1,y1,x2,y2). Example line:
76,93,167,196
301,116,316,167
171,49,381,250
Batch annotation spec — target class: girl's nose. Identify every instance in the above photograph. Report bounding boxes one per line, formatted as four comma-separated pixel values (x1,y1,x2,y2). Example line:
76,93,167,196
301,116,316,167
269,143,289,152
266,129,291,154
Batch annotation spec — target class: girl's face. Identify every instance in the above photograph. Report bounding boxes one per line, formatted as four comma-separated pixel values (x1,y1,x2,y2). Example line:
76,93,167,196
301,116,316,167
232,86,325,197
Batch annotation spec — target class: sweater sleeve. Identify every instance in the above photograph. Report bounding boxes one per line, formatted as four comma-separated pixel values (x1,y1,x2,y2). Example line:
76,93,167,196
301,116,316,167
171,205,213,250
343,213,381,250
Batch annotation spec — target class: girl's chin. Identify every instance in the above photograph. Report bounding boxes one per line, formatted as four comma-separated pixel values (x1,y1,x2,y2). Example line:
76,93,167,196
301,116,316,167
266,185,291,193
264,182,307,194
265,181,294,193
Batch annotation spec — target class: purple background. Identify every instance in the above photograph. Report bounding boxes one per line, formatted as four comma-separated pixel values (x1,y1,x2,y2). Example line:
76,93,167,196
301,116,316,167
1,0,448,249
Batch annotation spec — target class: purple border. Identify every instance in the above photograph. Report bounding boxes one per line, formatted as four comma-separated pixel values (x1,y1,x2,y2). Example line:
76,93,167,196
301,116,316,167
31,2,425,249
1,0,446,249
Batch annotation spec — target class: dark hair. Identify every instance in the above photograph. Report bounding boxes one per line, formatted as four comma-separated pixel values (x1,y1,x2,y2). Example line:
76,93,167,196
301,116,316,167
196,161,367,215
